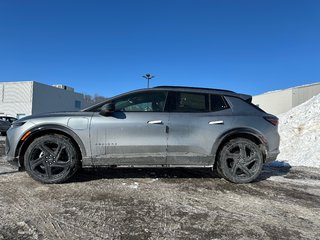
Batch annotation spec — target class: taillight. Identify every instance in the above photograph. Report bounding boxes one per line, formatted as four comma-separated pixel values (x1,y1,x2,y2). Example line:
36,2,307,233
263,116,279,126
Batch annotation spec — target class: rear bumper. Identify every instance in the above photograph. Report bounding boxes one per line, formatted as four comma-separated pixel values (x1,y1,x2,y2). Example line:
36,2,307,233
265,150,280,163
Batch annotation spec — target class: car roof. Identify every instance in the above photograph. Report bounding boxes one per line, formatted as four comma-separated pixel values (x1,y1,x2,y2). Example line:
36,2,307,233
153,85,234,94
154,85,234,92
153,86,251,101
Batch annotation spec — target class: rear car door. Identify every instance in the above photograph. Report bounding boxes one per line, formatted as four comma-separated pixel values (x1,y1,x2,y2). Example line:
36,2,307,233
89,90,169,165
166,91,234,165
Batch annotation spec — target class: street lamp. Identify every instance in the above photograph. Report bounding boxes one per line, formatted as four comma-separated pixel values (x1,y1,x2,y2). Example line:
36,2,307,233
142,73,155,88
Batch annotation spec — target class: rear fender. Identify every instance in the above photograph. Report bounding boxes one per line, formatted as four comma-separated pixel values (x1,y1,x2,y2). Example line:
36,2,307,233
211,128,269,164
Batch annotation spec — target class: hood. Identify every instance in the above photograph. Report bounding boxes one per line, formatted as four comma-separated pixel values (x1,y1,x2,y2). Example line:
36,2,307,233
18,111,94,122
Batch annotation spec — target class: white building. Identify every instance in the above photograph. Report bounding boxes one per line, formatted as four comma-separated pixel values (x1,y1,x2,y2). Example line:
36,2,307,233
253,82,320,115
0,81,92,118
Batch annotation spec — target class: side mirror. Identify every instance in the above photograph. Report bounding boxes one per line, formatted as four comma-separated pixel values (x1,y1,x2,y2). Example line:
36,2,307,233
99,103,115,116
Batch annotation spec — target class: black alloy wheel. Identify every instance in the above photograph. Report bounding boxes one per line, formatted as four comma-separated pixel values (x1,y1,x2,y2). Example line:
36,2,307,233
24,134,80,184
217,138,263,183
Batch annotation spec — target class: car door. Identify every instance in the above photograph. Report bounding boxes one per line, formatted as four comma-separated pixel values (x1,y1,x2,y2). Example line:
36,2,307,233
166,91,234,165
89,90,169,166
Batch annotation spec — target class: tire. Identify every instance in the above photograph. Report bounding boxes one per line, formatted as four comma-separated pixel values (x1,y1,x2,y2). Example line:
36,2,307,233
217,138,263,183
24,134,80,184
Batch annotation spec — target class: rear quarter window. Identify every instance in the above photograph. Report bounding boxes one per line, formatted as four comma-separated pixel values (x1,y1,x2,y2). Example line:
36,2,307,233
210,95,230,112
225,96,266,114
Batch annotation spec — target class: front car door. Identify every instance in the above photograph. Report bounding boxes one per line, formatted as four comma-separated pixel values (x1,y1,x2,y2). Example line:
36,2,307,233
89,90,169,166
166,91,234,165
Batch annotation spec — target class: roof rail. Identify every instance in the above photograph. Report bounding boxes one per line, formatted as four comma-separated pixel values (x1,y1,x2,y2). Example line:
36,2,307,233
153,85,235,93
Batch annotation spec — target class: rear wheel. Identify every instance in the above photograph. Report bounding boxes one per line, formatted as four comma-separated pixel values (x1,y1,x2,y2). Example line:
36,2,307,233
217,138,263,183
24,134,80,184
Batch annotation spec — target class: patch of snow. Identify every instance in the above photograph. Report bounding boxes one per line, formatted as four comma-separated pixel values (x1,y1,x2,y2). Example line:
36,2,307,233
16,221,39,239
268,175,320,187
277,94,320,168
148,178,158,183
128,182,139,189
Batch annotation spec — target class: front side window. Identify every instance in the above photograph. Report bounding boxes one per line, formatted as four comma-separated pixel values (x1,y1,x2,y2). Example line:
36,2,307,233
114,91,167,112
166,92,209,112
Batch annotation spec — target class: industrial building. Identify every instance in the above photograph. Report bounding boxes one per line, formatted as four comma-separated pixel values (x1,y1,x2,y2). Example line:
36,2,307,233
253,82,320,115
0,81,91,118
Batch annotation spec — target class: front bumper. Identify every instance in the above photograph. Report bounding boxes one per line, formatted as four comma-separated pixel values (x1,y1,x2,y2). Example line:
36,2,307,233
5,156,20,168
5,131,21,169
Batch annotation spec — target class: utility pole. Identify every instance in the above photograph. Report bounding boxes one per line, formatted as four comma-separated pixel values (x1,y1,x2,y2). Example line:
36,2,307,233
142,73,155,88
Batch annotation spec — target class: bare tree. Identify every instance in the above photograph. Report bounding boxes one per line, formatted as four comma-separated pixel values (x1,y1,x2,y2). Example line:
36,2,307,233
93,94,108,104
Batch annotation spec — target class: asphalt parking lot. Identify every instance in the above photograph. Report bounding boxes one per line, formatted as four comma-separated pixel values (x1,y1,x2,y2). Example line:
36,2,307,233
0,138,319,240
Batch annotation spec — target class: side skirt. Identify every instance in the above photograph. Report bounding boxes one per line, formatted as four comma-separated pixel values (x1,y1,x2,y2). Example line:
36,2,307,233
81,156,215,168
81,162,214,169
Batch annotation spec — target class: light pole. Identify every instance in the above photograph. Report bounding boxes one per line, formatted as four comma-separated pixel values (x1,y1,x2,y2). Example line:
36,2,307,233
142,73,155,88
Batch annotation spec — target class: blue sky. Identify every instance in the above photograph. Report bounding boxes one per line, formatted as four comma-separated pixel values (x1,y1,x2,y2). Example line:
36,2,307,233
0,0,320,97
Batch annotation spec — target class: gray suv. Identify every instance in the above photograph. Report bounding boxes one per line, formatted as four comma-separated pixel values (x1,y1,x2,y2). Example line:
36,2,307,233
6,86,280,184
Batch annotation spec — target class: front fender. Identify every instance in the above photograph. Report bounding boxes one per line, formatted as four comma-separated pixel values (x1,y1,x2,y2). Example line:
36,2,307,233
16,124,87,159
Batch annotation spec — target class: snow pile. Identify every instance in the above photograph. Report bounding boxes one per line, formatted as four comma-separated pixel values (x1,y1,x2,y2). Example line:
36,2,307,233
277,94,320,167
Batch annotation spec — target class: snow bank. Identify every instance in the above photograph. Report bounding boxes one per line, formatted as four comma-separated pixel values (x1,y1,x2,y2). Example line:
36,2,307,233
277,94,320,167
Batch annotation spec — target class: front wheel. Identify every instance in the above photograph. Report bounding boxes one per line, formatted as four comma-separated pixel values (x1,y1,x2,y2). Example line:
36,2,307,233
217,138,263,183
24,134,80,184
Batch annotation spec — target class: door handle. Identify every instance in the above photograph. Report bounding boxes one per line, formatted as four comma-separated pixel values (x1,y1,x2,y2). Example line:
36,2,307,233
209,120,224,125
147,120,163,124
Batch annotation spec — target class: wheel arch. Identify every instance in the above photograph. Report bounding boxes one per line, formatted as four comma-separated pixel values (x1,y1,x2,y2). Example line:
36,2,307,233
16,124,86,168
212,128,269,166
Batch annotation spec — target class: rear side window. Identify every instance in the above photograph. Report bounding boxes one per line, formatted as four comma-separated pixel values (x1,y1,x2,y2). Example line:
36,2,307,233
165,92,209,112
211,95,230,112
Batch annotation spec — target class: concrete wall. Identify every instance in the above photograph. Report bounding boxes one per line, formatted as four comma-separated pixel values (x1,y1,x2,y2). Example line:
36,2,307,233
32,82,90,114
0,82,33,118
253,82,320,115
252,88,293,115
292,83,320,107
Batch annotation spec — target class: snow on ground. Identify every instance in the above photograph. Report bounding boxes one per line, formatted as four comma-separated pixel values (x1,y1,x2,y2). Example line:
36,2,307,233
277,93,320,168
